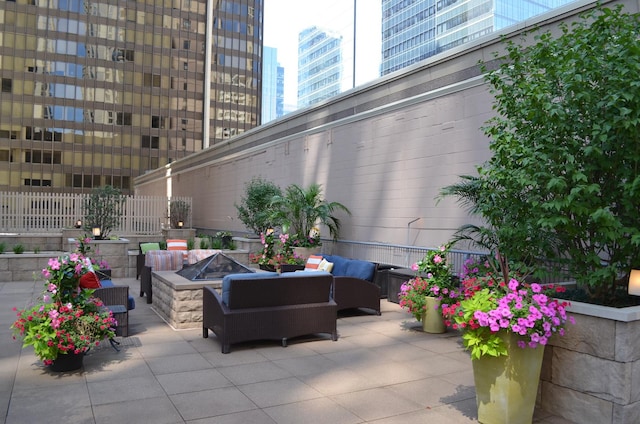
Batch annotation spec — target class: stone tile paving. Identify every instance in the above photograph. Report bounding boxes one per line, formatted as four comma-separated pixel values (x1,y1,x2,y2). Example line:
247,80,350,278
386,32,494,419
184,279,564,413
0,278,575,424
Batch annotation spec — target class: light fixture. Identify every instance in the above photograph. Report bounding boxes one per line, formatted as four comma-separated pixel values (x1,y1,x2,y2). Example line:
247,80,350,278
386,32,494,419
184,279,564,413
177,220,184,228
74,219,82,229
629,270,640,296
92,226,102,239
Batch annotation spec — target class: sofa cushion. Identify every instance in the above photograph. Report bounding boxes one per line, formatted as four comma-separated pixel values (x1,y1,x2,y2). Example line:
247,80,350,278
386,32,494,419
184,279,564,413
140,242,160,254
323,255,348,276
221,271,278,305
145,250,185,270
323,255,375,281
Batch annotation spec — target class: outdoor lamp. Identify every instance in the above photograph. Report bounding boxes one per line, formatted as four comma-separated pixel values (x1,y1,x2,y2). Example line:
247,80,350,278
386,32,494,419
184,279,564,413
629,270,640,296
92,226,102,239
177,220,184,228
75,219,82,229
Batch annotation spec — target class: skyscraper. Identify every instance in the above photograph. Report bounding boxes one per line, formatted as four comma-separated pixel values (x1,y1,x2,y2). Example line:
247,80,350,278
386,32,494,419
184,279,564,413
381,0,576,76
261,46,285,123
297,26,343,109
0,0,262,194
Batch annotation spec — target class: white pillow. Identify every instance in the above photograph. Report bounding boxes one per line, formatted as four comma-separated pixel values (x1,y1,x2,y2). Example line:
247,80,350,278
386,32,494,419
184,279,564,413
318,259,334,272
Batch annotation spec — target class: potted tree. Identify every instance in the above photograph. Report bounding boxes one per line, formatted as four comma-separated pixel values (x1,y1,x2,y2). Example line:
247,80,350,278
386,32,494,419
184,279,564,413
82,185,125,239
440,5,640,423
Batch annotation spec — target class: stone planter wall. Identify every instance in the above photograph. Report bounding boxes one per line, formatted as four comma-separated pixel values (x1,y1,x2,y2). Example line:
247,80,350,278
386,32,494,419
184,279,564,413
151,271,221,329
65,238,130,278
0,253,62,281
540,301,640,424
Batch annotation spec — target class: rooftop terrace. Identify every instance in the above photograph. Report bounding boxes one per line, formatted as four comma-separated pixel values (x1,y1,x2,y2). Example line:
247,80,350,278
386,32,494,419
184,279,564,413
1,277,573,423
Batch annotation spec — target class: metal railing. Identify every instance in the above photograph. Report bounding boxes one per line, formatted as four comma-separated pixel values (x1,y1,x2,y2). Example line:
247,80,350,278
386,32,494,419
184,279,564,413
0,191,191,235
323,239,487,277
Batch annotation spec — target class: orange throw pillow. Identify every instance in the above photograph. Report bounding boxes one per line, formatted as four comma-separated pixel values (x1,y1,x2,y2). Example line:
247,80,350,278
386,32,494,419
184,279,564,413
79,271,101,289
304,255,324,271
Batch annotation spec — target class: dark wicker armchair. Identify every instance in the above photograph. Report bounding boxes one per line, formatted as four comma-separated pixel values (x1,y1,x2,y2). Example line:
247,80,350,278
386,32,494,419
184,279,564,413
94,286,130,337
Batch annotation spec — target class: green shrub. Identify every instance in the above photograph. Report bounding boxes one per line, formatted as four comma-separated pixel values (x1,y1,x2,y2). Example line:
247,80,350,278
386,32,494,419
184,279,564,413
0,242,5,253
13,244,25,254
235,177,283,235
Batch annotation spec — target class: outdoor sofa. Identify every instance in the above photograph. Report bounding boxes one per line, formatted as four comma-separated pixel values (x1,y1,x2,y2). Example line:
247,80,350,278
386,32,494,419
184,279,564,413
202,271,338,353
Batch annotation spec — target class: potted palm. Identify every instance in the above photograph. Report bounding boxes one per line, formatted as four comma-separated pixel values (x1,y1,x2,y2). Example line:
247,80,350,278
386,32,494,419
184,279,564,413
269,183,351,259
11,253,117,371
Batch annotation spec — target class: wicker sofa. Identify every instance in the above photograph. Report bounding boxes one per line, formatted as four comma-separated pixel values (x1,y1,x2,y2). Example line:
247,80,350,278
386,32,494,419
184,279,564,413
313,255,381,315
203,271,338,353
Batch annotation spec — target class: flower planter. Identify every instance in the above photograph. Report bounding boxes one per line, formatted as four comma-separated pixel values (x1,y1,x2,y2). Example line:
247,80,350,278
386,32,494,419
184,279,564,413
49,351,84,372
473,331,544,424
293,246,321,260
422,296,446,333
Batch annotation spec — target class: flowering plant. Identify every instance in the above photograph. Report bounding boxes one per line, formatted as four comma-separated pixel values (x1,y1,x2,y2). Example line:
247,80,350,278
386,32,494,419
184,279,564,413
11,254,117,365
399,245,459,321
75,236,110,270
249,231,305,271
442,256,574,359
290,226,322,248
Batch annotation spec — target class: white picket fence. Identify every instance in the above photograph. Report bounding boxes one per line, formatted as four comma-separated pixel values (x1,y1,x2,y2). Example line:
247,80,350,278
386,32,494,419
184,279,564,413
0,191,191,234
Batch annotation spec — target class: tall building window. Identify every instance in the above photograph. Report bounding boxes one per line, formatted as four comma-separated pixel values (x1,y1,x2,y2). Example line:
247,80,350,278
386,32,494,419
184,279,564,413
116,112,132,126
144,73,161,87
151,116,166,129
1,78,12,93
141,135,159,148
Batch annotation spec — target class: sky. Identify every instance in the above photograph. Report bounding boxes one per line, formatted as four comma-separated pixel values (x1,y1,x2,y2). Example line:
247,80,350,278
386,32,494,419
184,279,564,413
263,0,382,107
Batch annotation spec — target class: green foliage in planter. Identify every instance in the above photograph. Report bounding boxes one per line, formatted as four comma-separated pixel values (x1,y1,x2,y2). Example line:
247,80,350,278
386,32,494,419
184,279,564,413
443,5,640,303
82,185,125,239
0,242,5,254
270,183,351,244
210,237,223,249
33,246,40,254
187,238,195,250
169,200,191,229
199,237,210,249
12,244,25,254
235,177,283,235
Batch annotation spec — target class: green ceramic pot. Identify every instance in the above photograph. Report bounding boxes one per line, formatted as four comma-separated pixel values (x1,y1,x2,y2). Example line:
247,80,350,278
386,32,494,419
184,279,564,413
472,331,545,424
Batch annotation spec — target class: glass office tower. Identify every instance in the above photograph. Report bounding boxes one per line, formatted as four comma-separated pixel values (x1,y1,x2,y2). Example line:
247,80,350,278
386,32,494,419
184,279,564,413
297,26,343,109
0,0,262,194
381,0,577,76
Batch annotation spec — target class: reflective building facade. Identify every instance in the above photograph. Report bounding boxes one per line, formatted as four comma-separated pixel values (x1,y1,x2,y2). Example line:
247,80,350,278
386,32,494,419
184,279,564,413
381,0,577,75
297,26,342,109
0,0,262,194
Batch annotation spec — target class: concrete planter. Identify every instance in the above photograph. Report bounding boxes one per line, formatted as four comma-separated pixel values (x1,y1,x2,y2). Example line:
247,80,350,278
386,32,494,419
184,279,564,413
540,301,640,423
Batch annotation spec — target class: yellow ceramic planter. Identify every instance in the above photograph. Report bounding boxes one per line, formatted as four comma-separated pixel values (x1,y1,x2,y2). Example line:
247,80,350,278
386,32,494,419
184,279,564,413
422,296,446,333
472,331,545,424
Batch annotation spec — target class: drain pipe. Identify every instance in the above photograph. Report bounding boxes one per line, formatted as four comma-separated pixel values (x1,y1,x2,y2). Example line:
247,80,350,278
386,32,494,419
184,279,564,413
406,218,420,266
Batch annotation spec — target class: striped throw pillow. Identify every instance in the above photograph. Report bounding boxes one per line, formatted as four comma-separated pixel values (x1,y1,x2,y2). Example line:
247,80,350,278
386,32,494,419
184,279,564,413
166,239,188,261
304,255,324,271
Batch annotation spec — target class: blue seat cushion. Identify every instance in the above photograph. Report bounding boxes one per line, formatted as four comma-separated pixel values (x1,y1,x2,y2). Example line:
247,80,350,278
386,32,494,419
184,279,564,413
323,255,375,282
100,279,136,310
221,272,278,305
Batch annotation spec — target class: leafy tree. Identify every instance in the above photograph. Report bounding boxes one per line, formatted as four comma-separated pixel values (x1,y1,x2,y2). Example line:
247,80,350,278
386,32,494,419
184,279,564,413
82,185,125,239
235,177,283,235
443,5,640,302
